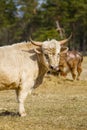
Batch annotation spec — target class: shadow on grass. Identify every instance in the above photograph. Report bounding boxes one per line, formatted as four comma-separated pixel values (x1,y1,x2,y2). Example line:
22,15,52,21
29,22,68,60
0,111,19,116
63,78,74,82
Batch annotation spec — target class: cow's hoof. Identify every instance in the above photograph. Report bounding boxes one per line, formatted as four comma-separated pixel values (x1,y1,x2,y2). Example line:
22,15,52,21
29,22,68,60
77,78,80,80
19,112,27,117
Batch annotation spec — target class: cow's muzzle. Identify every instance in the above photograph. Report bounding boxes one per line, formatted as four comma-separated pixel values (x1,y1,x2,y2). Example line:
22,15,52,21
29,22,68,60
50,65,59,71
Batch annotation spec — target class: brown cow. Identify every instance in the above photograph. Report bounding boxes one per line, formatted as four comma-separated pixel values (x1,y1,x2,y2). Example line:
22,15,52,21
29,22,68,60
59,50,83,80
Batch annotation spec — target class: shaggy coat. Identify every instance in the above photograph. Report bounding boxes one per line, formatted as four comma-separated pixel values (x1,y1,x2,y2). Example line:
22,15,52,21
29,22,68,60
0,38,69,116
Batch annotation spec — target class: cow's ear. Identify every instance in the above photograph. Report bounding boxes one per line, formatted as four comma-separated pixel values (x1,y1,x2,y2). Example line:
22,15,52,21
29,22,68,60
34,48,42,54
60,46,68,54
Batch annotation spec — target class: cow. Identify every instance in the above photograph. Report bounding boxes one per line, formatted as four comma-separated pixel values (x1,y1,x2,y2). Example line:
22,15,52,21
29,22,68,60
58,50,83,80
0,35,71,116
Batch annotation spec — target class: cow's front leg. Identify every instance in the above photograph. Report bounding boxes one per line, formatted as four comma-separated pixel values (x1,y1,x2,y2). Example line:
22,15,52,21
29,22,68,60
16,81,34,117
16,89,28,116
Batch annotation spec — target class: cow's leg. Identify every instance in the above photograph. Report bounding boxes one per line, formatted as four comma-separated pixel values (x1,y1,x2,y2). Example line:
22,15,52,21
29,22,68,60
70,67,76,80
16,89,28,116
16,81,34,117
60,71,67,77
77,63,82,80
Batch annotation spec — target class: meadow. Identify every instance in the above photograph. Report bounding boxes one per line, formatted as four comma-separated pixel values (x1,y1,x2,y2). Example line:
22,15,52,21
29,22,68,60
0,57,87,130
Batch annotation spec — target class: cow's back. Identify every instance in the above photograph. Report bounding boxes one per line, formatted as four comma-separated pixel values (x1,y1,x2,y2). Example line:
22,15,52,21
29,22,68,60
66,51,83,66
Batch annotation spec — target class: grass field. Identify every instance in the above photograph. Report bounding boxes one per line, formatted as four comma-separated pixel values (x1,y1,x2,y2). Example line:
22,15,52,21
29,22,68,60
0,57,87,130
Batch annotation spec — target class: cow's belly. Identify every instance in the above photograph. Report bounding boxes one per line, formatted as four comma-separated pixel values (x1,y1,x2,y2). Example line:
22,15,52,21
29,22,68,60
0,58,39,91
0,69,20,90
0,81,19,90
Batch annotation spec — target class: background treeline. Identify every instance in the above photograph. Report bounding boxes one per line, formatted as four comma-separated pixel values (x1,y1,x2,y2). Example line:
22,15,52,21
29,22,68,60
0,0,87,54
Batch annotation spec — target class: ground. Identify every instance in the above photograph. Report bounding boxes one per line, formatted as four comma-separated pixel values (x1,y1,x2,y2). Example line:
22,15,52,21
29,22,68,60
0,57,87,130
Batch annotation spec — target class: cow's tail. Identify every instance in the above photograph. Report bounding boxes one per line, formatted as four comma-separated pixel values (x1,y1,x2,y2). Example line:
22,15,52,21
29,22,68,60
81,56,83,62
78,52,83,62
80,54,83,63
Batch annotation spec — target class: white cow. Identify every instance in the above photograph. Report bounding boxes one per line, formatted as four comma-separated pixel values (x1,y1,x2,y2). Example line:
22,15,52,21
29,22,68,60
0,35,71,116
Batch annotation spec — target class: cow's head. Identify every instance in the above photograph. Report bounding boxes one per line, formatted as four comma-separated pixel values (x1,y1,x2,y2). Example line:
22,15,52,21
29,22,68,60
30,34,71,71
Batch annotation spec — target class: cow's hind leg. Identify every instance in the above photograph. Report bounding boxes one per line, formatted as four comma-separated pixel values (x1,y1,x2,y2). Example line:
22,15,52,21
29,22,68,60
70,67,76,80
16,81,34,117
77,63,82,80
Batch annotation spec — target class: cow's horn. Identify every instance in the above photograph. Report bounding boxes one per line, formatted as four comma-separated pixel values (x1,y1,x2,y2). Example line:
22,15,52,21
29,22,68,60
60,33,72,45
60,47,69,54
30,38,42,46
34,48,41,54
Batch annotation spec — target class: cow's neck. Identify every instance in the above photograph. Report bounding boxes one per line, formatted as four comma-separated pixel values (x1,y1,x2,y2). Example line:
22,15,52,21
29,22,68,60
35,54,48,88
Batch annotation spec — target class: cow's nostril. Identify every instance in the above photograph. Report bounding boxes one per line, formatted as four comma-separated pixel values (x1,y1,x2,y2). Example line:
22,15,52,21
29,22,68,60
50,65,54,70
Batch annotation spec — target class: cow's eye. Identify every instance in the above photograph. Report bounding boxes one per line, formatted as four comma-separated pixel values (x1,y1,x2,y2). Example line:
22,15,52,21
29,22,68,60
44,54,49,59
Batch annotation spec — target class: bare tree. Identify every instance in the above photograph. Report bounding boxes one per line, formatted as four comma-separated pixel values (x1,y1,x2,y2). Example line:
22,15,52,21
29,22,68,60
56,20,65,39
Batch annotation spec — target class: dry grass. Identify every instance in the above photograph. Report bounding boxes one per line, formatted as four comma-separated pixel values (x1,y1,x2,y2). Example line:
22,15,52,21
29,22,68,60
0,57,87,130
